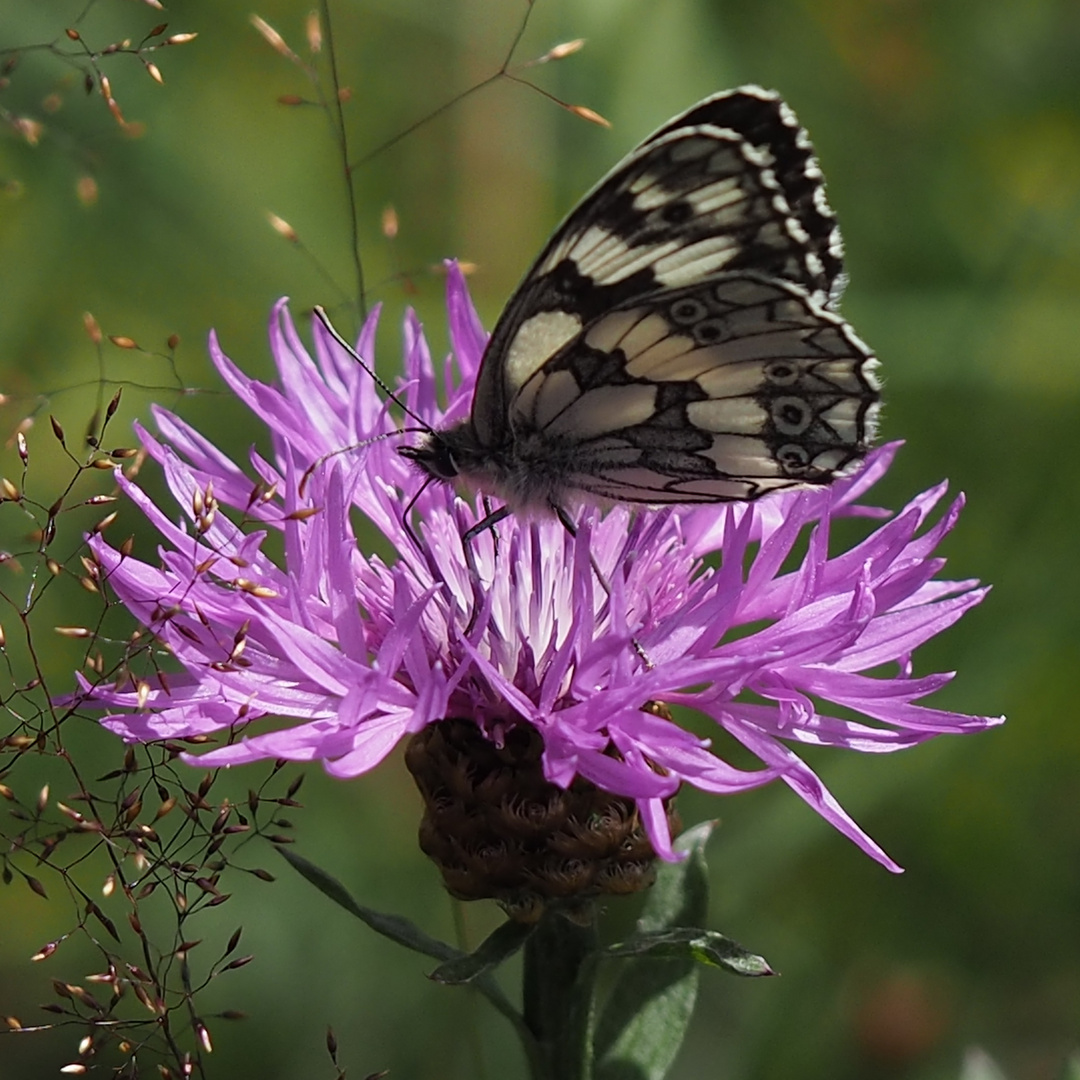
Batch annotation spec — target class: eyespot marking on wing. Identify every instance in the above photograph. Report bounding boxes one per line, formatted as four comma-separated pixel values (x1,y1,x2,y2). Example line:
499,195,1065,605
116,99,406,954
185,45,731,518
771,395,814,435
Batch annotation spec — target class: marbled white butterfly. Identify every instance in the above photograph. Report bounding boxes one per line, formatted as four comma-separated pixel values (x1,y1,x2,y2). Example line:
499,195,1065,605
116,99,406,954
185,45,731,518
401,86,880,511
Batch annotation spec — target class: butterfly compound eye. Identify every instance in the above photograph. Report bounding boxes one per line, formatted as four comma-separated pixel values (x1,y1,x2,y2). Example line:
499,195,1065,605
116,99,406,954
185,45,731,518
399,438,460,482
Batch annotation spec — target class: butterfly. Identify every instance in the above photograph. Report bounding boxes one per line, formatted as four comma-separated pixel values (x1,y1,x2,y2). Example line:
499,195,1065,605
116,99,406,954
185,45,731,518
400,86,880,514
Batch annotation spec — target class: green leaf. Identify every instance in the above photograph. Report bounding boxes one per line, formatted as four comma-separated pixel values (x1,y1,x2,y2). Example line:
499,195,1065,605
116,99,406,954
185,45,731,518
639,820,714,931
431,919,535,985
279,849,545,1073
604,928,774,977
279,848,543,1055
593,958,696,1080
592,823,714,1080
278,847,458,961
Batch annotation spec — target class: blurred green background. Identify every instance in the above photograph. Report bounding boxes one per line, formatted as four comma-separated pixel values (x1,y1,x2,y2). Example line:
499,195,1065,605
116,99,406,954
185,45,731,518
1,0,1078,1077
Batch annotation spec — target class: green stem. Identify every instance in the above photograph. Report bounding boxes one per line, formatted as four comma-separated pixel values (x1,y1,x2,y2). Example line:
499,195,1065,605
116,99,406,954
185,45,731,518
522,912,599,1080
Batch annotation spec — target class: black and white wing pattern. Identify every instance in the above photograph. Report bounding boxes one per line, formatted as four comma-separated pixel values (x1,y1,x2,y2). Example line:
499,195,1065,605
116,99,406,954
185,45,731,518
508,272,877,503
401,86,880,510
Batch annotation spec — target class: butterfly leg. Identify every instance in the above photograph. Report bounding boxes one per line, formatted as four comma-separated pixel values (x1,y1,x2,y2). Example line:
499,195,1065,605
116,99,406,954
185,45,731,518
550,503,654,670
400,483,501,637
481,495,501,557
400,477,436,557
401,479,484,632
459,504,512,636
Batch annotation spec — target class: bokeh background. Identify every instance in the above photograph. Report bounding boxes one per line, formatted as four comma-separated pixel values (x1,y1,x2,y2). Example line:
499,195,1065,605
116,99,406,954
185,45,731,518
1,0,1078,1077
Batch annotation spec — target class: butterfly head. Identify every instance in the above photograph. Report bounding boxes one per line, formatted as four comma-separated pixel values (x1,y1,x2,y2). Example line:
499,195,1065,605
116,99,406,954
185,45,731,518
399,434,460,482
400,422,567,511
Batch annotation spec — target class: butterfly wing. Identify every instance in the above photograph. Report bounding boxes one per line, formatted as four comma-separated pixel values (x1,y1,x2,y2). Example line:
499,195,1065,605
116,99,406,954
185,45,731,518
469,86,847,450
507,272,879,504
638,88,845,307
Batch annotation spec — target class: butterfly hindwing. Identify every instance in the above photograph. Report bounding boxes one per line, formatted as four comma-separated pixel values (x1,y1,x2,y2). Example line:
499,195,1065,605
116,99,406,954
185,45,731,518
507,272,878,504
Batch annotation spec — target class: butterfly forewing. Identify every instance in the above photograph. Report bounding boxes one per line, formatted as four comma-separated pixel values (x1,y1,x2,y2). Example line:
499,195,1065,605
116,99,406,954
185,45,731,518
641,87,845,306
471,87,850,451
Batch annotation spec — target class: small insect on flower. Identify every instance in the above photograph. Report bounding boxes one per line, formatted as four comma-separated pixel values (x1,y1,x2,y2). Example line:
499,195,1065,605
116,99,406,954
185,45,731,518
400,86,881,515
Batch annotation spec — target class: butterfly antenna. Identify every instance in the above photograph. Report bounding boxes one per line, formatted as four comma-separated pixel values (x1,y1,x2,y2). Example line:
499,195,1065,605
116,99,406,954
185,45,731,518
312,306,435,434
299,431,411,497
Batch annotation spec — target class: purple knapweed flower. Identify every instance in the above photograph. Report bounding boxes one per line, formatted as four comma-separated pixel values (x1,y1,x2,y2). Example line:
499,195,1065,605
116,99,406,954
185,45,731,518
75,264,1002,872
